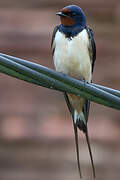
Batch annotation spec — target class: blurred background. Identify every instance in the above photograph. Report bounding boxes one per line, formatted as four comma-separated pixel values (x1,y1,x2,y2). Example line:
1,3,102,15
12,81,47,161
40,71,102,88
0,0,120,179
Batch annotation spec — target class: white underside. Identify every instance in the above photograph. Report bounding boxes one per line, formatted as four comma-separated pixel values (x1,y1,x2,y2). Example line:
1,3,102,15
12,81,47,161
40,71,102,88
53,29,92,82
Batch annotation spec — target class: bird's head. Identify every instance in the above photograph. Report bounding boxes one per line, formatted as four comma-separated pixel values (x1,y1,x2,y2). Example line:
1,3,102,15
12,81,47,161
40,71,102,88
56,5,86,28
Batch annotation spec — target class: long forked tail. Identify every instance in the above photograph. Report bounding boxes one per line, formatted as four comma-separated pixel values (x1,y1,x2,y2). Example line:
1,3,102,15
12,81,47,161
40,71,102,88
73,123,82,178
85,129,96,178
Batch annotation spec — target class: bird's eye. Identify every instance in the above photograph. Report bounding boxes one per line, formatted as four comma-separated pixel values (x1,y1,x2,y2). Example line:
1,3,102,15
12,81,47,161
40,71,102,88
72,12,76,16
66,12,72,17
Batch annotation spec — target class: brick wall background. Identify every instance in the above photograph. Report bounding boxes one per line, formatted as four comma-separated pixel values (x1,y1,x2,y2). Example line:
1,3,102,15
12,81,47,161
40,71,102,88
0,1,120,179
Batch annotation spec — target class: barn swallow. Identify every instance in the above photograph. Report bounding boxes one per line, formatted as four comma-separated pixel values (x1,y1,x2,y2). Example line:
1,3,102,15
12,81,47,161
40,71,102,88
51,5,96,178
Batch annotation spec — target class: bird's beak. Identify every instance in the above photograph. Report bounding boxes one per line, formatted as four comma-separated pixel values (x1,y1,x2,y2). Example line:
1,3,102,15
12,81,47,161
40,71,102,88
56,12,69,18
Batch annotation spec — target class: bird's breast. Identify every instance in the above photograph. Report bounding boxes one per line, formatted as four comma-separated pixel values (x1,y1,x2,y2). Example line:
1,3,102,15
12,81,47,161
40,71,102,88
53,29,92,82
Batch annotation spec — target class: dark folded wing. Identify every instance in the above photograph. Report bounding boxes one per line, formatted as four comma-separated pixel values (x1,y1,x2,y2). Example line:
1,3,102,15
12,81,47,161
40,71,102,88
83,26,96,123
51,25,59,54
64,92,74,119
86,26,96,73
